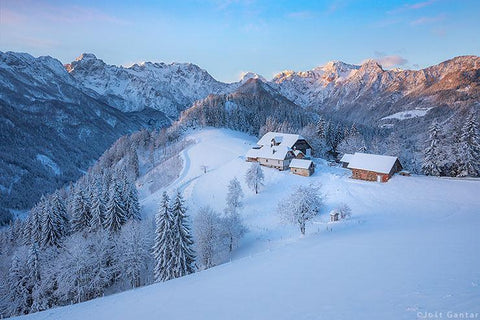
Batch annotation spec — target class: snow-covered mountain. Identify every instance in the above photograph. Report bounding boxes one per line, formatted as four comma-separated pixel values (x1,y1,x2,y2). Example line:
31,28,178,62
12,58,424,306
271,56,480,124
0,51,169,213
66,53,236,117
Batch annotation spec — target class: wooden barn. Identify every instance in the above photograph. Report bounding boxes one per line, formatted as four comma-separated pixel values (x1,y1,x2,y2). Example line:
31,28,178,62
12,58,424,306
346,152,402,182
289,159,315,176
246,132,312,171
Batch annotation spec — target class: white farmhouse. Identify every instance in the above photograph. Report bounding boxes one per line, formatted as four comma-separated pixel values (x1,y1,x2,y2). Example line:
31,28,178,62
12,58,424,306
246,132,312,171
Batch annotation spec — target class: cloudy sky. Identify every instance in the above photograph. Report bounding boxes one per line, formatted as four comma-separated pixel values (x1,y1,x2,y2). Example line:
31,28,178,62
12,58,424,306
1,0,479,82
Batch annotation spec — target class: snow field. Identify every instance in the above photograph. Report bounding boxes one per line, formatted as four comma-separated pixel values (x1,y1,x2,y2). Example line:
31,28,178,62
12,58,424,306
18,128,480,320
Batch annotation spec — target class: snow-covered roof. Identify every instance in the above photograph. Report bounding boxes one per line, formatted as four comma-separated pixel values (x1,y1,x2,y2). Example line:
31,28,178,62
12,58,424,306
289,159,313,169
294,150,304,156
340,153,354,163
329,209,340,216
257,132,305,148
347,152,399,174
246,145,293,160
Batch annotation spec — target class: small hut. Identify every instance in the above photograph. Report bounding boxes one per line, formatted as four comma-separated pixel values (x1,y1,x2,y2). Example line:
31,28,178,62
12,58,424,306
330,210,340,222
289,159,315,177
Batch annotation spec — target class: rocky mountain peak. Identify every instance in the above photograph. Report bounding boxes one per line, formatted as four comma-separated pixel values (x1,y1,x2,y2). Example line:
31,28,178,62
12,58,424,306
76,53,98,62
240,72,267,83
359,59,384,72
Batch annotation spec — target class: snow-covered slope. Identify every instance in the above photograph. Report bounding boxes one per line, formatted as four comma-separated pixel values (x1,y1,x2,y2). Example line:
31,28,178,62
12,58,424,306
66,54,237,117
18,128,480,320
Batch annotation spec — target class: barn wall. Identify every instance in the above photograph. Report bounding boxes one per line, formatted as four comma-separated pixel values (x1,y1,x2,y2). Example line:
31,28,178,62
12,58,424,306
351,169,390,182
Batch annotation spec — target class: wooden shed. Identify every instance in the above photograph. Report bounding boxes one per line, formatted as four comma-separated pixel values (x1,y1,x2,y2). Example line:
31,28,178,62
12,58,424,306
347,152,402,182
289,159,315,177
330,210,340,222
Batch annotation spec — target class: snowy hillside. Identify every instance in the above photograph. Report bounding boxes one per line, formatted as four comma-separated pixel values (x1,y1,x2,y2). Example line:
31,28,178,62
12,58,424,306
17,128,480,320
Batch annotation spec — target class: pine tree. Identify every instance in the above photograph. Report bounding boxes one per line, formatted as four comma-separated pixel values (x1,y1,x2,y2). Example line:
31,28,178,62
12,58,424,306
125,181,141,221
170,191,195,279
71,186,92,233
6,250,30,316
104,180,127,233
245,162,264,194
90,188,105,232
40,198,63,248
316,117,326,139
153,192,174,282
457,112,480,177
26,244,46,313
50,191,69,237
422,121,443,176
24,204,42,245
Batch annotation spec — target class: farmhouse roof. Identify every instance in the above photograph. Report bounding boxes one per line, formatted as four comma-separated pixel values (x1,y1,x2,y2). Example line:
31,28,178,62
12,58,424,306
340,153,354,163
289,159,313,169
347,152,399,174
257,132,305,148
246,145,293,160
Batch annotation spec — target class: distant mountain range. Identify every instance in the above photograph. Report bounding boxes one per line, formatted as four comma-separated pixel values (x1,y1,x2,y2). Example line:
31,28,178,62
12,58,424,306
1,51,479,213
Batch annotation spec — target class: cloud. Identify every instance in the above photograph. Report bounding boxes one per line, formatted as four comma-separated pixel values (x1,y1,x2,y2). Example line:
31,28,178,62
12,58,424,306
374,55,408,68
410,14,445,26
388,0,438,14
407,0,438,10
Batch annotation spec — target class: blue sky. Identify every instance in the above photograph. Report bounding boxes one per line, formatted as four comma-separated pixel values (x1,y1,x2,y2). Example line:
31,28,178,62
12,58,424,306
1,0,479,82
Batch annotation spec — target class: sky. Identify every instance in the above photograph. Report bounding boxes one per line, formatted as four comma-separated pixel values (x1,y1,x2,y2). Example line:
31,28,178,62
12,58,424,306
0,0,479,82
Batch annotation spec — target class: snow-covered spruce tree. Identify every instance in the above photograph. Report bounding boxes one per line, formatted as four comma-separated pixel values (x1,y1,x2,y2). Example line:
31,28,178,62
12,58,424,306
457,111,480,177
278,184,323,235
245,162,264,194
26,243,47,313
125,180,141,221
50,191,69,237
23,200,46,245
170,191,196,279
89,189,105,232
153,192,174,282
40,197,64,248
70,186,92,233
104,179,127,233
5,248,30,316
194,206,223,269
422,121,443,176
